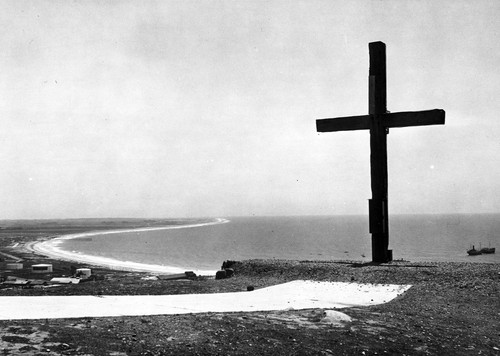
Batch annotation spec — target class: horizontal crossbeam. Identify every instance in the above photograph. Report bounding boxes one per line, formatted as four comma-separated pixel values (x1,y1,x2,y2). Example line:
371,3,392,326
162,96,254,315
316,109,445,133
383,109,445,128
316,115,370,132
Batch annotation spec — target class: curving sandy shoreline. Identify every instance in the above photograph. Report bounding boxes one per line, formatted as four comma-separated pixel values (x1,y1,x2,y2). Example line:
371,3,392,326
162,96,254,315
28,218,230,275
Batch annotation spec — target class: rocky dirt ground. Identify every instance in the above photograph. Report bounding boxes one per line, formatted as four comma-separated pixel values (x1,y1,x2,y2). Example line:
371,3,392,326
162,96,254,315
0,221,499,355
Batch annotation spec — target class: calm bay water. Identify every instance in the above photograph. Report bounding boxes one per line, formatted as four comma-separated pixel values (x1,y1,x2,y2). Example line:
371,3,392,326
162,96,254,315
59,214,500,271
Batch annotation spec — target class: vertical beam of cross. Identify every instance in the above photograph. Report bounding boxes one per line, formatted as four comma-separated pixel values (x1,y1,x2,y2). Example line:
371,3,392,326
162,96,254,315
368,42,390,262
316,42,445,263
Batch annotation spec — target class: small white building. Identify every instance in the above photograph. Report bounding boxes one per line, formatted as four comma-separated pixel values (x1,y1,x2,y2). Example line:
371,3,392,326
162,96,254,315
32,264,53,273
6,263,23,270
76,268,92,279
50,277,80,284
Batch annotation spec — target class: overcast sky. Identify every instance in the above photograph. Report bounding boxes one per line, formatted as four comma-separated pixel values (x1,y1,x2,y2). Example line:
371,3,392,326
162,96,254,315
1,0,499,219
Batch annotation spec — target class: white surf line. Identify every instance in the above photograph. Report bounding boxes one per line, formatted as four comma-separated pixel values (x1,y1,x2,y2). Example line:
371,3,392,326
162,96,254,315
30,218,230,275
0,281,412,320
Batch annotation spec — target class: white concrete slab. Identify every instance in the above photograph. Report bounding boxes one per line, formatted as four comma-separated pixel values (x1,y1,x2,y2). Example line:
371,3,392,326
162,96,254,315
50,277,81,284
0,280,411,320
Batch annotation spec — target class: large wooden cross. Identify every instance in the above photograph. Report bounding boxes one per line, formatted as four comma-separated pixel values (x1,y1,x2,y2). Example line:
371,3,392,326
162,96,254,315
316,41,445,263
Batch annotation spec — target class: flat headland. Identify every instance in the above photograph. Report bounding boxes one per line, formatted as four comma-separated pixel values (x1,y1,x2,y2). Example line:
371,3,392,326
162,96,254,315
0,219,498,355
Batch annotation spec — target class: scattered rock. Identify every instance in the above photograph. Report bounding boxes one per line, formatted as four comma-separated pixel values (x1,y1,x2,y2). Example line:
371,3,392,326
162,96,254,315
321,310,352,325
215,270,227,280
225,268,234,278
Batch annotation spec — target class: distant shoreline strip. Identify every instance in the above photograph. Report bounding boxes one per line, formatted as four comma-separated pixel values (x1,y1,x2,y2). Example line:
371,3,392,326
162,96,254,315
29,218,230,275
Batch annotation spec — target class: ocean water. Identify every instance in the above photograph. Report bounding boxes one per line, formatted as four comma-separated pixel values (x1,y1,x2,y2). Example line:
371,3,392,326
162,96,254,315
54,214,500,272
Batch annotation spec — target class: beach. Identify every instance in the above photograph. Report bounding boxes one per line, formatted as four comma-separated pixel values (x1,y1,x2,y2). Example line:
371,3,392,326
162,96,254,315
0,219,499,355
26,218,229,275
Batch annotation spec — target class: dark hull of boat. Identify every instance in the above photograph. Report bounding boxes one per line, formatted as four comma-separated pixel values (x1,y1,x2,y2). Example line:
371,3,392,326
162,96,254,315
467,250,482,256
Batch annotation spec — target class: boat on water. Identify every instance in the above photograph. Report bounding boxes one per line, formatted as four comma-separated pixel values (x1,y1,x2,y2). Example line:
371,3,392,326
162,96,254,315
467,243,496,255
480,243,496,254
467,246,482,256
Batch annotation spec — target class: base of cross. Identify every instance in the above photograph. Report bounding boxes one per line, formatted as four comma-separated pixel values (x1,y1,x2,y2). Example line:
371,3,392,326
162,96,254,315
371,234,393,263
368,198,393,263
372,246,392,263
